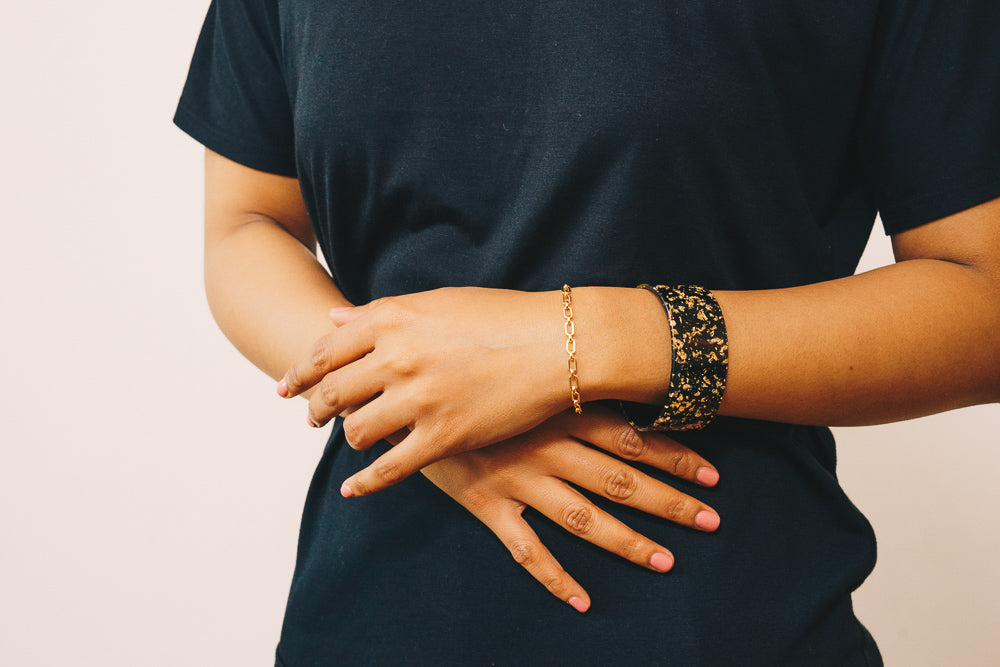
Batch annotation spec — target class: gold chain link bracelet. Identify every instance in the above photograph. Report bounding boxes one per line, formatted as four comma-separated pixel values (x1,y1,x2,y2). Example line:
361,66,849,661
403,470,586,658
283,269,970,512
562,285,583,414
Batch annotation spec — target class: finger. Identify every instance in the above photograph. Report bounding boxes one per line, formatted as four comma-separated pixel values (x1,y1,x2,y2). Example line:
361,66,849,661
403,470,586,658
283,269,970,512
339,393,415,450
543,441,720,532
306,356,385,427
329,295,391,326
278,319,374,399
337,408,410,444
340,428,436,496
564,406,719,487
524,477,677,574
328,305,361,325
478,500,591,613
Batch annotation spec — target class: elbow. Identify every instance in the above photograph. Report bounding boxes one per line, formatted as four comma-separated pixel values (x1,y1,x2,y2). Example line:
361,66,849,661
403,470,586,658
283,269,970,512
981,303,1000,405
985,274,1000,403
989,355,1000,405
960,255,1000,405
947,261,1000,406
980,295,1000,405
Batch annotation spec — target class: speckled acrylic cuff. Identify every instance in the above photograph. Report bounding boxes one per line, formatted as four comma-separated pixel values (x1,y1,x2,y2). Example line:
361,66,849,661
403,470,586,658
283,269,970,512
622,284,729,431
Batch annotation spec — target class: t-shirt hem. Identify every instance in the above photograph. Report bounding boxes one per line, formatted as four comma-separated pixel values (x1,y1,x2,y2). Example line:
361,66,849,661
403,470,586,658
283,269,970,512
173,103,298,178
879,165,1000,235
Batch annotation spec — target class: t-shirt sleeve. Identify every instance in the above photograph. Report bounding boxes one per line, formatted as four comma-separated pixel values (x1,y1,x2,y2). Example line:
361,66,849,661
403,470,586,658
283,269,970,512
859,0,1000,235
173,0,296,176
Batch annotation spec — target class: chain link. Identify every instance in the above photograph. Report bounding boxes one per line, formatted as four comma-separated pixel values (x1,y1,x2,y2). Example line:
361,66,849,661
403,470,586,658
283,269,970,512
562,285,583,414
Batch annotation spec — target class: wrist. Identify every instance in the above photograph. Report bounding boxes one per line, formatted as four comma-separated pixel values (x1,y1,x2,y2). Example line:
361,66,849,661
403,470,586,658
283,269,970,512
568,286,672,405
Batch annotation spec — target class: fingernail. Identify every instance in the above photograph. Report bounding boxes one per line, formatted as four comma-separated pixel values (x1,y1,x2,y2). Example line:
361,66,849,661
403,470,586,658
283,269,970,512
568,596,589,613
277,379,288,397
330,306,353,315
307,415,319,428
649,552,674,572
696,467,719,486
340,483,354,498
695,510,721,531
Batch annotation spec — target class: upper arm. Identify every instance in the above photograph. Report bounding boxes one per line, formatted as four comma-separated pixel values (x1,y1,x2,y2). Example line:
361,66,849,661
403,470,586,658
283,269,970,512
204,148,315,252
891,196,1000,281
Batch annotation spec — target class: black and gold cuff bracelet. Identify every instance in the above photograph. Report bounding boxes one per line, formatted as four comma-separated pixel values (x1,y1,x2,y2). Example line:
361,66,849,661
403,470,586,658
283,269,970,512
622,284,729,431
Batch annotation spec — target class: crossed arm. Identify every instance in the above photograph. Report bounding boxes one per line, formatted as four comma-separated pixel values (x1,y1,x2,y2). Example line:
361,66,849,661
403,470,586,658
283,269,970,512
205,148,1000,610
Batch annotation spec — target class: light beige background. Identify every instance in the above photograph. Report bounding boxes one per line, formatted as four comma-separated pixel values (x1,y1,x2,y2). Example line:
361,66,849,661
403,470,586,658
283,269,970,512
1,1,997,665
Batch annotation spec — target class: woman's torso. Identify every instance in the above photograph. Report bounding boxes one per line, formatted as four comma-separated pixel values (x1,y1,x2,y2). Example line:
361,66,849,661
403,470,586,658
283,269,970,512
269,3,885,664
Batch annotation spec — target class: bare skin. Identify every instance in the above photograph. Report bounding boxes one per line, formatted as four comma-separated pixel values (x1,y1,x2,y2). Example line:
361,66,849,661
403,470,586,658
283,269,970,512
205,148,1000,611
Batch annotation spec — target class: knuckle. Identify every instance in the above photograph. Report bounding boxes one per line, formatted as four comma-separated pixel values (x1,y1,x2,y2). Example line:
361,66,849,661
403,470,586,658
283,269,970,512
372,459,404,485
662,495,691,520
459,485,491,513
508,539,537,566
618,535,645,562
385,350,417,377
342,417,362,447
541,574,567,595
614,424,648,460
669,450,689,476
601,466,639,502
427,414,460,445
373,298,407,326
561,502,597,536
319,376,338,406
351,478,371,497
308,339,331,370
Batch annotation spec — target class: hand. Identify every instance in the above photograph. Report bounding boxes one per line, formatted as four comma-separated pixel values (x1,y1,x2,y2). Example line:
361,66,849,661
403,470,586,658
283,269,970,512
278,287,576,496
420,405,721,613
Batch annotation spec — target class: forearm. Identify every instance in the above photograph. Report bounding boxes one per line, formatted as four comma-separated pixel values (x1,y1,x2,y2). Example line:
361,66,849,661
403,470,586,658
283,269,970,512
579,258,1000,427
205,217,349,383
716,258,1000,425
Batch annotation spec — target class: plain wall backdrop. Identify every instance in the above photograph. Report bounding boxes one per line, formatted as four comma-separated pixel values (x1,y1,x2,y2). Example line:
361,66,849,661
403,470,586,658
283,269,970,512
1,1,997,664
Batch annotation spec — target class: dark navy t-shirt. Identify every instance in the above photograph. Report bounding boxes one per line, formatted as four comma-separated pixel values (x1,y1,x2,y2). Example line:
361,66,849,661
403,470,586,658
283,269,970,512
175,2,1000,664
